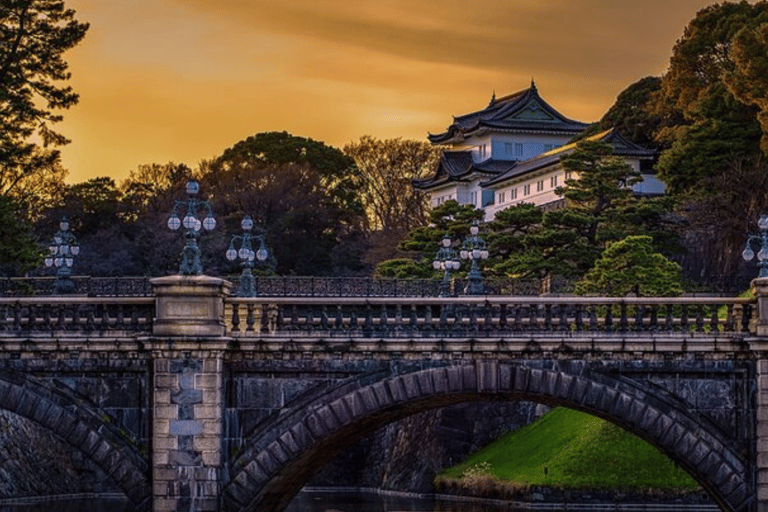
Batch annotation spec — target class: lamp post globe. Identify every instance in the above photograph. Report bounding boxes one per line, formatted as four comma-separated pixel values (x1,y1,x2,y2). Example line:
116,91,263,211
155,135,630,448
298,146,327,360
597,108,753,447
743,211,768,278
226,215,273,296
167,179,216,275
460,220,489,295
433,233,459,297
44,216,79,294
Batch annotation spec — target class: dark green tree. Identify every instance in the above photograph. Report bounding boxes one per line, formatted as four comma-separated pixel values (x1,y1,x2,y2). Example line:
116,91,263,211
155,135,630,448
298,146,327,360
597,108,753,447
0,0,88,198
575,235,683,297
577,76,662,147
375,200,483,278
652,1,768,197
202,132,368,276
0,194,39,276
488,141,676,281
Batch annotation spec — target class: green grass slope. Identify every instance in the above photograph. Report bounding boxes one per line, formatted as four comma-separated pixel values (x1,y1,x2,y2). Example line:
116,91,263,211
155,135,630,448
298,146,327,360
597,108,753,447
439,407,699,492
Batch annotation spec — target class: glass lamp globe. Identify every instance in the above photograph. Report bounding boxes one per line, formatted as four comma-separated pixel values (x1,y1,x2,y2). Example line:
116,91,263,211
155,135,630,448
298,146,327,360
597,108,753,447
182,215,196,229
248,250,256,262
451,260,460,270
185,180,200,196
744,246,756,261
49,246,57,255
193,218,202,231
758,247,768,262
167,215,181,230
65,258,73,267
256,248,268,261
472,249,481,259
442,236,451,248
432,260,441,270
226,248,237,261
59,219,69,231
54,257,63,267
202,215,216,231
241,216,254,231
460,249,468,260
481,249,489,259
759,215,768,230
44,258,53,267
238,247,250,260
470,224,479,236
71,245,80,256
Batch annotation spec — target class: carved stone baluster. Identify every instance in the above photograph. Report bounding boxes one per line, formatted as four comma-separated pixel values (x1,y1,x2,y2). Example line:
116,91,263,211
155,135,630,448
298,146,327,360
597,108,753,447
231,304,241,333
393,304,403,336
469,304,479,334
409,304,418,335
649,305,658,331
290,305,300,331
85,305,95,332
589,305,598,331
710,305,720,332
680,305,689,332
41,304,51,331
604,305,613,332
116,305,125,330
245,304,255,332
665,304,674,332
529,304,538,331
423,305,433,335
379,305,389,336
336,305,344,334
363,304,373,337
28,305,36,332
515,305,524,332
0,303,6,332
635,305,644,332
696,305,705,332
484,304,493,336
499,304,508,332
13,303,22,331
574,304,583,332
439,304,448,332
619,303,629,332
725,304,735,332
101,304,111,331
320,306,329,331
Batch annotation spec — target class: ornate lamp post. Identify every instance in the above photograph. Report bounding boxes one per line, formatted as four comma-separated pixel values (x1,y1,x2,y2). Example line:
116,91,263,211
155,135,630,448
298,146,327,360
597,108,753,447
743,213,768,278
226,216,270,296
433,233,460,297
44,217,80,294
167,180,216,275
459,221,490,295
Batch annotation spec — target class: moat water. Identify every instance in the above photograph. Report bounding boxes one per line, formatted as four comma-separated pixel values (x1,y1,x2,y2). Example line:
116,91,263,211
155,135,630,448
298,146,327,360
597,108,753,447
0,488,720,511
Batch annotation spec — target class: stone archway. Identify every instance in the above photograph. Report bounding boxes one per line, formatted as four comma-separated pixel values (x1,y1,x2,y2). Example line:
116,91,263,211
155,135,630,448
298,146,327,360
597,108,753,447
0,371,151,510
223,360,750,512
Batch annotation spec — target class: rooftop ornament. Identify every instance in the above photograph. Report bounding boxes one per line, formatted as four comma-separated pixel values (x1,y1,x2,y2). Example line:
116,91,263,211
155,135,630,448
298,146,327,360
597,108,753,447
44,217,80,294
460,221,489,295
167,180,216,275
432,233,460,297
226,216,271,296
743,213,768,278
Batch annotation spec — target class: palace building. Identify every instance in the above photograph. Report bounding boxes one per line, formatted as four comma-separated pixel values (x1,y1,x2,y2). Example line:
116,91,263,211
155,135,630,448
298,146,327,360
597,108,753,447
413,81,665,220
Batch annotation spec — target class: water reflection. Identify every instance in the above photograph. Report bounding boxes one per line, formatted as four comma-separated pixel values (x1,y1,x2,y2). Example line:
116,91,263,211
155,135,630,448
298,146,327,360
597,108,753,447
0,497,129,512
286,489,509,512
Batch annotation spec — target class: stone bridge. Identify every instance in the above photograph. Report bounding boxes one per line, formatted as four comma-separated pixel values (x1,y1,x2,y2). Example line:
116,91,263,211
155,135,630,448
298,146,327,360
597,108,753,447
2,275,768,512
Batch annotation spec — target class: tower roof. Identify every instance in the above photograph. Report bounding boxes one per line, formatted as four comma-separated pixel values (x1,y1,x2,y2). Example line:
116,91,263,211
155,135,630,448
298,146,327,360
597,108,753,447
428,83,589,145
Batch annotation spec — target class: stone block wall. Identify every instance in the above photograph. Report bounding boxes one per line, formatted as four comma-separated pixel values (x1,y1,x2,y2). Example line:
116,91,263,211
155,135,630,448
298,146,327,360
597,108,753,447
152,351,223,512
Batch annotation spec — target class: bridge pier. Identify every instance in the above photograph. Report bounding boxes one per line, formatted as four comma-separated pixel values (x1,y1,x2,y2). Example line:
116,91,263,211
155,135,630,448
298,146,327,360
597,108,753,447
753,278,768,512
150,276,230,512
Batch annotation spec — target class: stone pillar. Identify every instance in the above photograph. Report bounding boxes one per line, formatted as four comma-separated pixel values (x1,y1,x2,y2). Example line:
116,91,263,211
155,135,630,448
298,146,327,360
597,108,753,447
753,278,768,511
150,276,230,512
150,275,231,337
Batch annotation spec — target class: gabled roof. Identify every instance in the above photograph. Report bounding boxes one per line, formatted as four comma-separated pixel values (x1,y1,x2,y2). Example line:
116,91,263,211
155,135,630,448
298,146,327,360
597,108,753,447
428,81,590,145
481,128,655,188
412,150,515,190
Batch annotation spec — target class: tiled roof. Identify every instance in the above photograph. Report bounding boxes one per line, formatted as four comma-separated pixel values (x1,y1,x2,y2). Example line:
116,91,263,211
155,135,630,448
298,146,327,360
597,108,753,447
428,82,589,145
481,128,655,187
412,150,510,190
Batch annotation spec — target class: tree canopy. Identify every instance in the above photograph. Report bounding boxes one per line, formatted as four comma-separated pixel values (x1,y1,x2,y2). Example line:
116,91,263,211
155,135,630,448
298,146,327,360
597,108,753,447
0,0,88,198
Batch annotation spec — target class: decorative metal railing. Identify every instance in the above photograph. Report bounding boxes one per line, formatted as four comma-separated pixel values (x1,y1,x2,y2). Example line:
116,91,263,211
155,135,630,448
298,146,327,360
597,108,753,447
0,297,155,334
0,277,154,297
226,296,755,337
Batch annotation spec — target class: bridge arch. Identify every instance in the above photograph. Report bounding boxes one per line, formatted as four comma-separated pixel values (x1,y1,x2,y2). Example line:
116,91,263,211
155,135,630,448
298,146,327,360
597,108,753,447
0,371,151,510
223,360,750,512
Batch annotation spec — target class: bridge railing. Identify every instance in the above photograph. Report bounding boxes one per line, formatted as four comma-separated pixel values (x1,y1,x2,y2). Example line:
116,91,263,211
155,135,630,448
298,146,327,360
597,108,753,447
0,297,155,334
225,296,756,337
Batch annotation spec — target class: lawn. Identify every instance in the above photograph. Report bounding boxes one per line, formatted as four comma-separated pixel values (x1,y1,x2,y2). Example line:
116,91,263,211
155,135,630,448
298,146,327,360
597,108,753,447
438,407,699,492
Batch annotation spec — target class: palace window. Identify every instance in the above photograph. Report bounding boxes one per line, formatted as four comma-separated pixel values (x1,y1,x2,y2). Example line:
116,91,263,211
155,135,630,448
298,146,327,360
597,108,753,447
510,188,518,200
537,180,544,192
523,184,531,196
550,176,557,188
505,142,514,156
498,191,505,204
515,143,524,158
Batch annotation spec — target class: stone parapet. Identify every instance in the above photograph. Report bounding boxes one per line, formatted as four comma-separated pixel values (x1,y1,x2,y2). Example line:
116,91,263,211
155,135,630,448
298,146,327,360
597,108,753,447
151,276,231,338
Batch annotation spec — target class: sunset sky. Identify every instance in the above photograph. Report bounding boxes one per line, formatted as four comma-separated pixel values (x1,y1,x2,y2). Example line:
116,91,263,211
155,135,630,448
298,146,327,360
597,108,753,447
59,0,719,184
